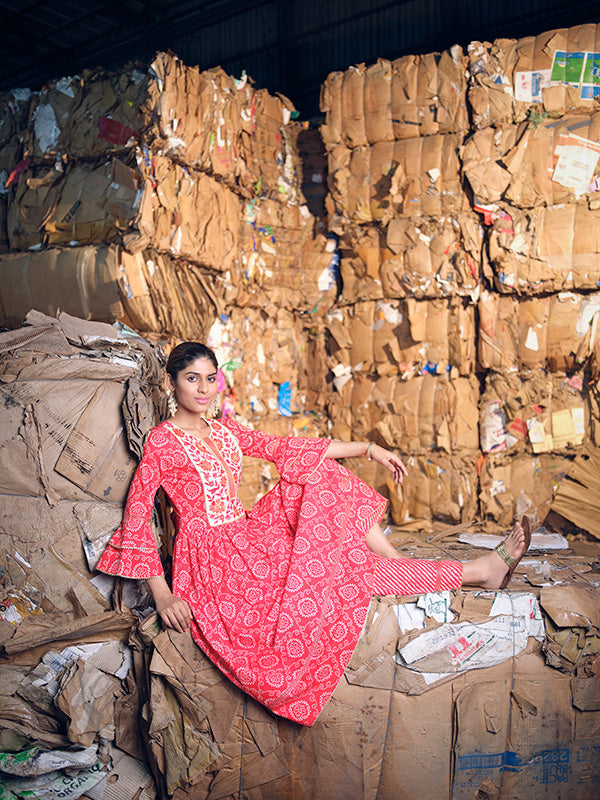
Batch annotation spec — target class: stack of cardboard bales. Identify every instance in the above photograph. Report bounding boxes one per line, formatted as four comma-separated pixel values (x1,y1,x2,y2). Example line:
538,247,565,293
320,23,600,531
320,48,484,527
0,54,336,442
464,23,600,531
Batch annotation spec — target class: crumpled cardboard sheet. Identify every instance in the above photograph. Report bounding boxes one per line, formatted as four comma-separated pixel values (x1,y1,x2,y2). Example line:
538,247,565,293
319,48,469,147
479,370,586,455
0,312,162,649
328,134,468,223
325,297,476,379
478,289,600,372
486,204,600,294
479,451,572,530
467,23,600,129
550,442,600,539
25,69,147,161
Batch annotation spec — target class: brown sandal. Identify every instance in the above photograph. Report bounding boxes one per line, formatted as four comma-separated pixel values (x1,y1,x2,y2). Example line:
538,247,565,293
496,515,531,590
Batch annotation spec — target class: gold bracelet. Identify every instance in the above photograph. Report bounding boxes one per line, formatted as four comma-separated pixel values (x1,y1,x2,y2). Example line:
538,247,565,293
366,442,374,460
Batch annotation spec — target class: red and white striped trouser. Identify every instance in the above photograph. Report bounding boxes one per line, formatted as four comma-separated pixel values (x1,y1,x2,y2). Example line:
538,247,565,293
372,554,463,596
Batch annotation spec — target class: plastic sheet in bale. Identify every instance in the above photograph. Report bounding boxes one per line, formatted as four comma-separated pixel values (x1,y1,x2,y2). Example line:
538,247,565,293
328,135,467,224
467,23,600,130
479,451,572,530
25,68,147,161
479,370,586,455
478,290,600,372
486,204,600,294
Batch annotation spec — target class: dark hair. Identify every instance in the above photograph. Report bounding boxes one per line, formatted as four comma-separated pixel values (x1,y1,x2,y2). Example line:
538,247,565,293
166,342,218,380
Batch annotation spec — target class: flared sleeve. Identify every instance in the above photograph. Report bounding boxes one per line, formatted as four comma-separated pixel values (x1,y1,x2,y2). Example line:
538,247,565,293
219,418,331,484
96,428,165,579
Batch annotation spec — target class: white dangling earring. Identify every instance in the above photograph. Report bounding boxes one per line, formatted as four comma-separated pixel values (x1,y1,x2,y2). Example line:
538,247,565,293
167,390,178,416
208,394,221,419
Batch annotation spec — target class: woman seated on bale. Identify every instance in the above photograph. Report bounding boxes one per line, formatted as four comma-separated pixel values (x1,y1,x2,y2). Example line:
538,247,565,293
97,342,530,726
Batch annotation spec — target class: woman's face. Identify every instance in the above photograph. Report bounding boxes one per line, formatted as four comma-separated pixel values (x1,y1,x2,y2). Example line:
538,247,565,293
169,357,218,416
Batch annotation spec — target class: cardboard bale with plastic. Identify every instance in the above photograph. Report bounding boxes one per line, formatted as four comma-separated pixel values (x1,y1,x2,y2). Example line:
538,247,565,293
467,23,600,129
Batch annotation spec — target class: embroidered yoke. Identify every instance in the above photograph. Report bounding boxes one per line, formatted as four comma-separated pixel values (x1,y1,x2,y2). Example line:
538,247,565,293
97,418,461,725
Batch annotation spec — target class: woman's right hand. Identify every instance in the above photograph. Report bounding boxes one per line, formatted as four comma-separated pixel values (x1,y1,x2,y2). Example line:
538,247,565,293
155,592,193,632
147,576,192,632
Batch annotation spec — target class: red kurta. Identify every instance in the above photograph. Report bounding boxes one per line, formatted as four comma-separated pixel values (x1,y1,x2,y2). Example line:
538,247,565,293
97,418,387,725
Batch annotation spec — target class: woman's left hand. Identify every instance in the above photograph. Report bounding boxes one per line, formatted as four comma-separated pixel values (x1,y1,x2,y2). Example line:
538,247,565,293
370,444,408,484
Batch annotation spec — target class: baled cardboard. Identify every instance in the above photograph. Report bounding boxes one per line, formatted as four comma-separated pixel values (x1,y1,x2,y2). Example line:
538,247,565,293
0,246,123,327
480,370,586,454
467,24,600,129
487,204,600,294
479,451,572,530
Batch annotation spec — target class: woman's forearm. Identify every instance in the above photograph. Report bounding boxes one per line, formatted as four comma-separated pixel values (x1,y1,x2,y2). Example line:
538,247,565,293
325,440,371,459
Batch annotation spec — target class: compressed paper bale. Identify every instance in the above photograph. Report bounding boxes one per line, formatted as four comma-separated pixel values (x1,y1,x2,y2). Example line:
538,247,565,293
321,48,468,146
479,451,572,530
119,249,219,341
0,88,33,150
328,134,467,224
0,246,123,327
503,112,600,208
467,23,600,130
134,156,241,272
25,68,147,160
371,373,480,453
386,451,479,527
382,212,483,298
479,370,586,455
390,47,469,139
326,297,476,380
7,159,141,250
206,307,313,422
478,290,600,372
237,198,337,313
487,204,600,293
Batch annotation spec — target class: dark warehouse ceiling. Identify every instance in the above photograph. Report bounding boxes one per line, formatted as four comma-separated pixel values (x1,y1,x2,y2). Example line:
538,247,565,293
1,0,599,118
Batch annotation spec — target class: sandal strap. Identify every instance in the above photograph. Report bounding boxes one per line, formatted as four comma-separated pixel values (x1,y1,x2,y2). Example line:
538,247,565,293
495,541,516,568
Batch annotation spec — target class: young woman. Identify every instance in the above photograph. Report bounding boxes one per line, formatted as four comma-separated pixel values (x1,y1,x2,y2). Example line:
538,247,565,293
97,342,529,726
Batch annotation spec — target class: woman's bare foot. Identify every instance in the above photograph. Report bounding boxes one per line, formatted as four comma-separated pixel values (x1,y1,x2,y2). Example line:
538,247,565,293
461,520,529,589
